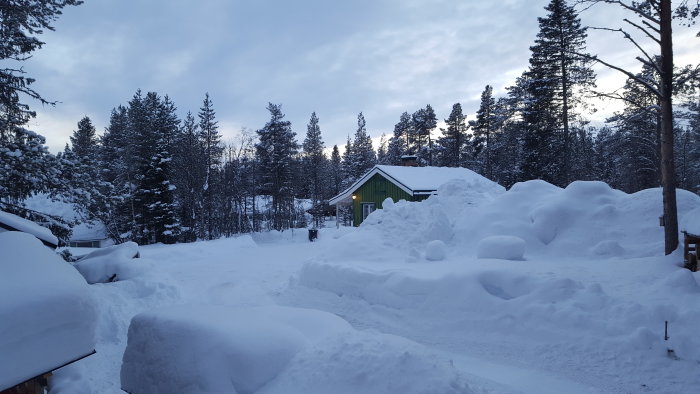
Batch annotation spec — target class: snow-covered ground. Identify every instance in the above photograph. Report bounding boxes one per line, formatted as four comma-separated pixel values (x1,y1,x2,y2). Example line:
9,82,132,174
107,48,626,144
43,180,700,394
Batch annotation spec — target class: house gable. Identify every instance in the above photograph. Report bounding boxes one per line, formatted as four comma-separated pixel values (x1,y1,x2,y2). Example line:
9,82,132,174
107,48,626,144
352,173,414,225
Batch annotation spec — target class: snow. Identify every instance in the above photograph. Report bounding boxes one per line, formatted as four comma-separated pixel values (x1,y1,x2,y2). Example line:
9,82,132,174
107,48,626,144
477,235,526,260
0,209,58,247
0,232,97,390
374,165,505,195
121,305,353,394
330,165,505,204
70,221,108,242
35,179,700,394
680,206,700,236
425,239,447,261
73,242,143,284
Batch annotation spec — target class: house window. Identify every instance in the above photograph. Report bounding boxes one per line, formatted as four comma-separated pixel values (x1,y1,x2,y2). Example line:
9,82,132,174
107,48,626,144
362,203,376,220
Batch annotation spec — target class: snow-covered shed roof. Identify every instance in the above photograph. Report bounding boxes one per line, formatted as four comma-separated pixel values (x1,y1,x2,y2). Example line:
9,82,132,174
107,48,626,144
70,221,108,241
329,165,499,205
0,231,96,390
0,210,59,248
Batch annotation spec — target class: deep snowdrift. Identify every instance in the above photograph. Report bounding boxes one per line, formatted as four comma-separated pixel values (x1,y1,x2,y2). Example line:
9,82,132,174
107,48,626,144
0,232,96,390
120,305,473,394
330,179,700,262
41,178,700,394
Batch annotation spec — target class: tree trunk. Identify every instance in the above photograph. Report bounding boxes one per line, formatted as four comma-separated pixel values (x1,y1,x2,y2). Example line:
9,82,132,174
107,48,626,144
659,0,678,255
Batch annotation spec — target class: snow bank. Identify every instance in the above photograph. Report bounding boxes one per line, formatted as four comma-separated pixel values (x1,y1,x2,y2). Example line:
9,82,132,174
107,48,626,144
0,232,96,390
259,331,474,394
334,179,700,261
0,209,58,247
120,305,352,394
73,242,144,284
296,259,700,360
477,236,526,260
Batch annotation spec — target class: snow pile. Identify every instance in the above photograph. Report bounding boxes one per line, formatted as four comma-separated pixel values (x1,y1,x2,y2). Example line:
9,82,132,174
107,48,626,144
0,232,96,390
259,331,474,394
477,235,526,260
425,240,447,261
334,180,700,261
0,209,58,247
120,305,353,394
296,259,700,361
73,242,144,284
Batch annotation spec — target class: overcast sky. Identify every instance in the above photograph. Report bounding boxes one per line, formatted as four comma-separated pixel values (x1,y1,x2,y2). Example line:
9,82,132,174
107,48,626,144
22,0,700,153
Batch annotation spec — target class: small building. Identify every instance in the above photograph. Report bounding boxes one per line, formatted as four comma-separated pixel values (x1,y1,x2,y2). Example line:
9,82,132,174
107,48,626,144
329,165,499,226
68,221,112,248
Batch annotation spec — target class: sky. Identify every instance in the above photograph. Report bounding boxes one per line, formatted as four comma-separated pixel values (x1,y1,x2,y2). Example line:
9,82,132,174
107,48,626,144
20,0,700,153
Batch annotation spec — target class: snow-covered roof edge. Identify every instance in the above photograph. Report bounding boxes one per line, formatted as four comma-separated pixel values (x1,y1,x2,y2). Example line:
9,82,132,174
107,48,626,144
0,210,58,248
329,166,440,205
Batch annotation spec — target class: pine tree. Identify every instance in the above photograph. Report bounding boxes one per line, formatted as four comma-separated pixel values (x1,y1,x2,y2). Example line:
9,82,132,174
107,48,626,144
172,112,206,242
341,135,353,188
329,144,343,196
436,103,466,168
0,0,82,129
302,112,327,227
521,0,595,185
386,112,411,165
607,63,662,193
198,93,223,239
350,112,376,179
411,105,438,165
255,103,299,231
70,116,98,159
62,116,102,223
472,86,497,177
377,134,389,164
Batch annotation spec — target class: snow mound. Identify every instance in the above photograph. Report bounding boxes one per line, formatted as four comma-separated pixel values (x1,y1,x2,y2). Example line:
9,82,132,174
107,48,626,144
259,331,474,394
425,240,446,261
73,242,144,284
120,305,352,394
342,178,700,260
591,240,625,257
476,236,525,260
0,232,96,390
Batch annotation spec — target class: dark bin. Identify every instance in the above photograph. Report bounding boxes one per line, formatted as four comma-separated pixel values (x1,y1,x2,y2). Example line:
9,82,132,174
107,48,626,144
308,229,318,242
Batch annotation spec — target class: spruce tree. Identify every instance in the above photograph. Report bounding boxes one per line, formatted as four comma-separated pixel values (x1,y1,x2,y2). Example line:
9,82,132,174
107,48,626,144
436,103,466,168
302,112,327,227
387,112,411,165
350,112,376,179
255,103,299,231
172,112,206,242
329,144,343,196
472,86,497,177
521,0,595,185
198,93,223,239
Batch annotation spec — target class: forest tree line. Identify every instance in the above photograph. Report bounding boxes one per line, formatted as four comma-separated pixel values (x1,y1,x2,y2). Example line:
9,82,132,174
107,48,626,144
1,0,700,245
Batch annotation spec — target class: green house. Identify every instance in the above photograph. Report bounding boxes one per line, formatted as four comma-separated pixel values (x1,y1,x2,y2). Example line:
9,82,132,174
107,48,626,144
329,165,496,226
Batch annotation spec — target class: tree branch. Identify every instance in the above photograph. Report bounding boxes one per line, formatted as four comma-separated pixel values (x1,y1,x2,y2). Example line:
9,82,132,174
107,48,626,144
623,18,661,44
574,52,662,97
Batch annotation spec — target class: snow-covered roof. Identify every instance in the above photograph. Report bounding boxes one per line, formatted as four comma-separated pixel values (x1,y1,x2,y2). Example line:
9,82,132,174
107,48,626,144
0,210,58,248
329,165,500,205
0,232,96,390
680,207,700,236
70,221,108,241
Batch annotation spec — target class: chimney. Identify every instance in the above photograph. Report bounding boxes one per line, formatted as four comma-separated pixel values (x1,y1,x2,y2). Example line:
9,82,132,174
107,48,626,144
400,155,418,167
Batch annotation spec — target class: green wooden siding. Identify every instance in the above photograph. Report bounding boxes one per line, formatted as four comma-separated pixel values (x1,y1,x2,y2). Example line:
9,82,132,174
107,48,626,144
352,174,418,226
